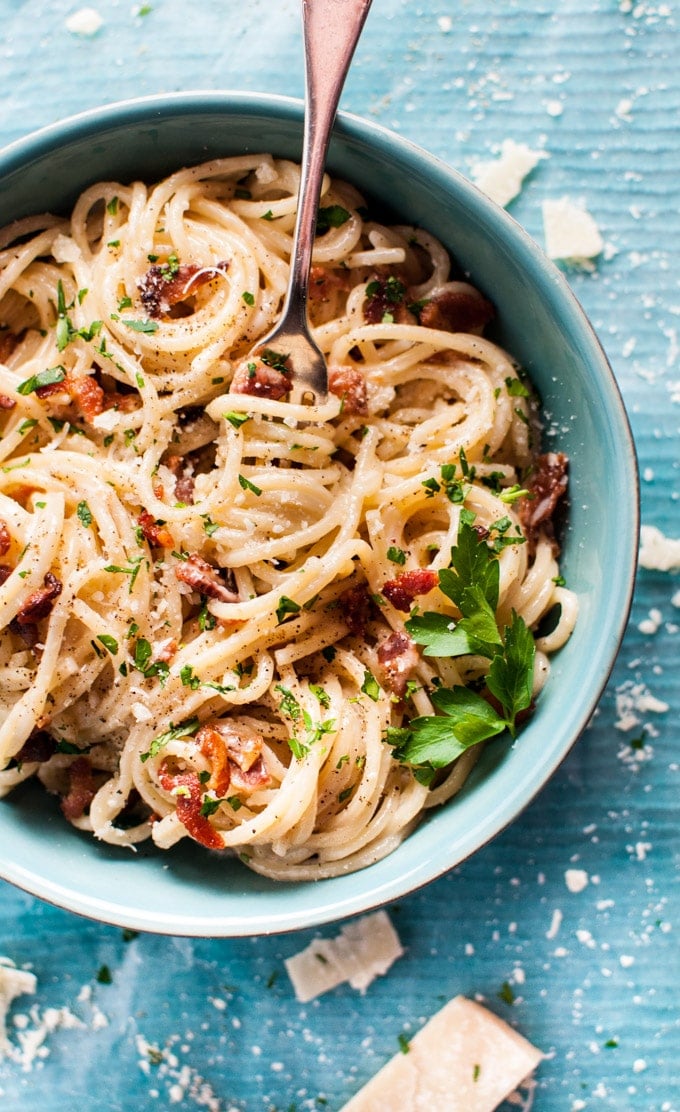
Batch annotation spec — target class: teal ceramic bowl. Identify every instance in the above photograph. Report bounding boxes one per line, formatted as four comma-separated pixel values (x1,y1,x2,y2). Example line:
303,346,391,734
0,93,638,936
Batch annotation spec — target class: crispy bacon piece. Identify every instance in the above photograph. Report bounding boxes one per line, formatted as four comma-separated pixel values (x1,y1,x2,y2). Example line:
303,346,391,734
35,372,105,422
231,756,269,791
381,567,438,613
196,720,267,797
0,564,12,586
363,271,415,326
0,520,10,557
138,511,174,549
0,394,16,410
230,357,291,400
175,553,239,603
377,630,420,698
15,731,57,764
339,584,372,637
164,455,196,505
60,756,97,821
519,451,569,553
138,260,229,318
328,365,368,416
0,329,22,363
418,287,495,334
196,724,231,798
308,265,352,303
158,763,225,850
12,571,63,644
67,375,105,421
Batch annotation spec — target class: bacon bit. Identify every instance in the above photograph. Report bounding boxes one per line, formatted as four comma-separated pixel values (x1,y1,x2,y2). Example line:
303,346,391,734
382,568,438,613
67,375,105,421
376,630,420,698
158,763,225,850
196,720,267,797
0,329,22,363
519,451,569,554
196,724,231,798
12,571,63,644
231,357,290,400
60,756,97,821
15,731,57,764
0,564,13,586
175,553,239,603
164,455,196,505
308,265,352,303
0,394,16,410
35,372,105,423
418,287,495,334
102,388,139,414
154,637,177,664
138,260,229,319
339,584,372,637
0,520,10,557
230,755,269,791
328,365,368,416
138,510,174,549
363,271,415,326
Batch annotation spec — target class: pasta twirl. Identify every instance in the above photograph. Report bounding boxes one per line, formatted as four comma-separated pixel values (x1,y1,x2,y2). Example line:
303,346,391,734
0,156,577,879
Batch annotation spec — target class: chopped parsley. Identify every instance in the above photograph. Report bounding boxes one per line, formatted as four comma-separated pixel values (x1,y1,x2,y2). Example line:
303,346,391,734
17,365,66,396
276,596,301,624
361,669,381,702
140,716,200,763
238,473,262,496
315,204,351,235
387,545,407,565
76,500,93,528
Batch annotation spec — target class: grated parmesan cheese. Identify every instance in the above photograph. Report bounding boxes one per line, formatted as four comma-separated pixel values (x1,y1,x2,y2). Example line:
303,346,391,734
65,7,104,35
0,959,37,1057
639,524,680,571
471,140,546,208
339,995,542,1111
284,909,403,1003
542,197,604,262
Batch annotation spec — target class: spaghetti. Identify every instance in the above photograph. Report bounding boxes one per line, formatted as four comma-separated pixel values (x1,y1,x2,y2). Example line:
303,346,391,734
0,155,577,879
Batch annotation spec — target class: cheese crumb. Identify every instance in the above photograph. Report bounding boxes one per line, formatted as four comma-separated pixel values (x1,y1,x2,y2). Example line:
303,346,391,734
284,910,403,1003
639,524,680,571
565,868,589,893
65,7,104,35
471,139,546,208
340,995,542,1111
0,960,37,1057
542,197,604,262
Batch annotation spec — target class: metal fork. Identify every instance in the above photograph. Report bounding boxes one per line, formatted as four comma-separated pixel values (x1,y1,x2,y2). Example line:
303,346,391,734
250,0,373,406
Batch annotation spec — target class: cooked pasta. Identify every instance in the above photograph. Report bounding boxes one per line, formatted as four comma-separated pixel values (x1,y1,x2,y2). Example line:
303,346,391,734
0,155,577,879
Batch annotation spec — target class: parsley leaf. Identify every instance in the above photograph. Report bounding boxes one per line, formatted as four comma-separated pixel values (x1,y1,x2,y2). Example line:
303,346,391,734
140,716,200,762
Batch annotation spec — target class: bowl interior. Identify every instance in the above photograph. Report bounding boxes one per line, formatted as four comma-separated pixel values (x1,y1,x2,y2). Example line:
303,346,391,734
0,93,638,936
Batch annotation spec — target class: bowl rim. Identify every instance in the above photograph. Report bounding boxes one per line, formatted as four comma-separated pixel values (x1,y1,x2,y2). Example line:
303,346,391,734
0,91,640,936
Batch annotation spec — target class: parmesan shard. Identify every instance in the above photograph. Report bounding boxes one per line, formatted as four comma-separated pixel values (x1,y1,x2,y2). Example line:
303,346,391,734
339,995,543,1112
639,524,680,572
0,959,37,1057
542,197,604,262
65,7,103,35
285,910,404,1003
471,140,546,208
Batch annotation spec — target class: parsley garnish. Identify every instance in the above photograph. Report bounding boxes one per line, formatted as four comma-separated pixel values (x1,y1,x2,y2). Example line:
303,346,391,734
316,205,351,235
17,365,66,395
77,500,93,528
361,669,381,702
224,411,250,429
387,545,407,565
238,473,262,496
390,521,535,777
276,596,301,624
140,716,200,762
121,318,159,334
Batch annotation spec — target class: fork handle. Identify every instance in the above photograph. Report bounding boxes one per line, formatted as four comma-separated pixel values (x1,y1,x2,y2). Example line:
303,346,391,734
283,0,373,328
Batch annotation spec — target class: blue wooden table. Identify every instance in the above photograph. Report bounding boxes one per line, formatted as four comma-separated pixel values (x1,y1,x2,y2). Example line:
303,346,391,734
1,2,678,1109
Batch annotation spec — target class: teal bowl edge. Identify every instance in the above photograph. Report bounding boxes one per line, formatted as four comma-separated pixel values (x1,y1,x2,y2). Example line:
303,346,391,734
0,92,639,936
